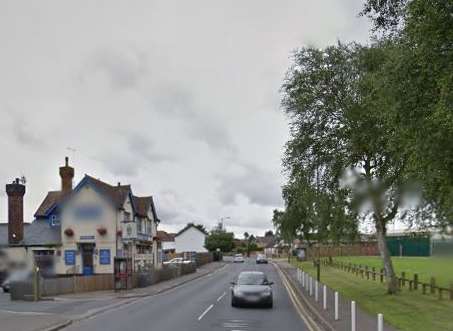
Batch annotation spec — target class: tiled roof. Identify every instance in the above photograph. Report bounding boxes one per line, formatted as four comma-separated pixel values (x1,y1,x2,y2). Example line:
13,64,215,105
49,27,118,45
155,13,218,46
34,175,132,218
132,196,152,217
157,230,175,242
24,220,61,245
0,222,60,247
84,175,131,208
34,191,65,217
175,224,208,237
0,224,8,246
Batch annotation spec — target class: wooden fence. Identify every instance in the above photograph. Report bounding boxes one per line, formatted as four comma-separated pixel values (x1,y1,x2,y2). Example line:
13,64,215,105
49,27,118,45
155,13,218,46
41,274,114,296
321,258,453,301
305,243,379,259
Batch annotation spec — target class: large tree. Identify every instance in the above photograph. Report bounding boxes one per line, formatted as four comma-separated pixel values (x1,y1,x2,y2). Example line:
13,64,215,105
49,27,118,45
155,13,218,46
205,230,234,252
362,0,453,228
281,43,409,294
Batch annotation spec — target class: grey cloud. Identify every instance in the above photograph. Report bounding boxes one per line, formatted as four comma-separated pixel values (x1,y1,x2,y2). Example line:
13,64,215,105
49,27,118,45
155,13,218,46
218,163,283,207
95,132,175,177
6,110,47,148
81,47,148,90
149,85,237,154
126,133,176,164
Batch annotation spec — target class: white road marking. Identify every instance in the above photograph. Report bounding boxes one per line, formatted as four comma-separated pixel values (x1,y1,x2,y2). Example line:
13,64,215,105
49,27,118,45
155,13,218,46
198,304,214,321
0,309,54,316
216,291,226,302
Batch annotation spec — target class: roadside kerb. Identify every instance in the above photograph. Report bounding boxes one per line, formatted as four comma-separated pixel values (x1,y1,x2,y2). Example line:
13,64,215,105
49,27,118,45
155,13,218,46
273,262,334,331
40,262,226,331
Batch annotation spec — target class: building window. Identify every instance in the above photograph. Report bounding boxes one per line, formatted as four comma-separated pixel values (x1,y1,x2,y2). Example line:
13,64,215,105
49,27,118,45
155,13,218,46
124,211,131,222
50,215,60,226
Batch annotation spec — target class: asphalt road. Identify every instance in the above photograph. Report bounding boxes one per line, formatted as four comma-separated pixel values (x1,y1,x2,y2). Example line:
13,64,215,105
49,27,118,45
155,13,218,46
65,259,308,331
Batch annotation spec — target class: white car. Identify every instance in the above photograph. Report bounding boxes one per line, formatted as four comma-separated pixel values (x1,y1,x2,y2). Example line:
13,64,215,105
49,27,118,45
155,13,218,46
163,257,192,265
233,254,245,263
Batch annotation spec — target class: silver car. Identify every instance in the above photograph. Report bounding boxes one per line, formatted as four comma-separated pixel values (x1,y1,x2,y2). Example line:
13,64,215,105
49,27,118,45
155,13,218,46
231,271,273,308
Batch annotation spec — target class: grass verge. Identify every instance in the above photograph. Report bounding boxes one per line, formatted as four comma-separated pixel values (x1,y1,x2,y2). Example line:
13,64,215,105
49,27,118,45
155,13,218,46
292,258,453,331
333,256,453,288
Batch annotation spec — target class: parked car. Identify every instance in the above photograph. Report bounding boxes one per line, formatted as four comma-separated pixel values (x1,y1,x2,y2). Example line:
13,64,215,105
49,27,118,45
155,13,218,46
256,254,268,264
1,269,33,293
231,271,273,308
163,257,191,265
233,254,245,263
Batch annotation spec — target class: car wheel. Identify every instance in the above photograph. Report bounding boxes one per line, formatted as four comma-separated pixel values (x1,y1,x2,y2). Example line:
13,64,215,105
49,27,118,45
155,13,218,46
267,300,273,309
231,298,237,307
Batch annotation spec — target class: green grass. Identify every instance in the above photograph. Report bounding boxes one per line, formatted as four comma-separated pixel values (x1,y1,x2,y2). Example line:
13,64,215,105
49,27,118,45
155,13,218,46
334,256,453,288
292,258,453,331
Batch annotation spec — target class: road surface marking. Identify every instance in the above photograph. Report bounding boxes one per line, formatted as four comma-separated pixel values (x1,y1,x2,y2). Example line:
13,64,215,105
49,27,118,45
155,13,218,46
217,291,226,302
0,309,54,316
198,304,214,321
275,264,320,331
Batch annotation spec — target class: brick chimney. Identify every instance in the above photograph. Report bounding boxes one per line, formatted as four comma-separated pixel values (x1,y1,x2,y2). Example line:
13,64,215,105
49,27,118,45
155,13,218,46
59,157,74,194
6,178,26,245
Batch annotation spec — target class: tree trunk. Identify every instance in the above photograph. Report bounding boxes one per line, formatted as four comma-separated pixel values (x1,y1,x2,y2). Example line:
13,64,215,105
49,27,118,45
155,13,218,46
375,216,399,294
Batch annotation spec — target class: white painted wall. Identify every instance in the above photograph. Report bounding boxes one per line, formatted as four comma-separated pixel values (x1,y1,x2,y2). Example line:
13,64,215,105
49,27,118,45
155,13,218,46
59,185,119,274
161,241,175,251
175,227,207,253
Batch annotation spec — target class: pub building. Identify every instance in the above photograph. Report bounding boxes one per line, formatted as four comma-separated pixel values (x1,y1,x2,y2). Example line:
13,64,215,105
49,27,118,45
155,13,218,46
0,158,160,276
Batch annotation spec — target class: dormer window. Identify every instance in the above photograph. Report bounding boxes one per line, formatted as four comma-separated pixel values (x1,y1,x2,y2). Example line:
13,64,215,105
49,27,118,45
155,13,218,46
50,215,60,226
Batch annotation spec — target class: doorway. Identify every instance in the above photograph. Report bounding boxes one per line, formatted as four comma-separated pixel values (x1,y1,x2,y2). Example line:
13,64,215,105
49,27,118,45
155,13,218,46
80,243,95,275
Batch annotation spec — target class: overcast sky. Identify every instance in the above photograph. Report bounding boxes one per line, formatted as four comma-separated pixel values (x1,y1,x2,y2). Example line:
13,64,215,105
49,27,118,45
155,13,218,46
0,1,370,237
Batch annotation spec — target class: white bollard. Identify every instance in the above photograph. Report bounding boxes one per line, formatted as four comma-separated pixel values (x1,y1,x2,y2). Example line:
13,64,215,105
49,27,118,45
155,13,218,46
297,269,300,282
334,291,339,320
378,313,384,331
323,285,327,310
309,277,313,296
315,280,319,302
302,272,305,287
351,301,356,331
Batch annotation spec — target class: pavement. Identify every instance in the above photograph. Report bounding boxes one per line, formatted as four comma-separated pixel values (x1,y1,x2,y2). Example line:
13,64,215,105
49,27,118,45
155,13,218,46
0,262,227,331
61,258,309,331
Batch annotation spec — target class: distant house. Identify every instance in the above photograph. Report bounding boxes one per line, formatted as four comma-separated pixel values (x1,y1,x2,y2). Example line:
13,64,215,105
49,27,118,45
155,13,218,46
174,224,208,253
157,231,175,253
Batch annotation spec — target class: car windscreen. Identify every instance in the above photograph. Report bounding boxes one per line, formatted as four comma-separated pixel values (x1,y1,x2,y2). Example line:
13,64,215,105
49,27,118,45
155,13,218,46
237,273,267,285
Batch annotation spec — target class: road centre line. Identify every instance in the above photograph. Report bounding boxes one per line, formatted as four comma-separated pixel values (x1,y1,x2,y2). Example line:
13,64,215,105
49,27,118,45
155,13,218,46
217,292,226,302
198,304,214,321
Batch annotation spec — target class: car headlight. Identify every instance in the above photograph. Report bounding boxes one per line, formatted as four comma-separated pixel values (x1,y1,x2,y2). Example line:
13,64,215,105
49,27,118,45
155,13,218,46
261,288,272,296
234,290,245,297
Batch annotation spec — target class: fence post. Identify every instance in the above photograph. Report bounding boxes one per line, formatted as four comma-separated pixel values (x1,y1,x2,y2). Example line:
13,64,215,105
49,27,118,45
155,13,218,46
422,283,427,295
302,271,305,287
317,261,321,282
351,301,356,331
378,313,384,331
450,282,453,301
323,285,327,310
401,272,406,288
315,280,319,302
365,266,369,280
430,277,436,295
414,274,418,290
439,287,443,300
334,291,339,320
372,267,376,281
380,269,384,283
